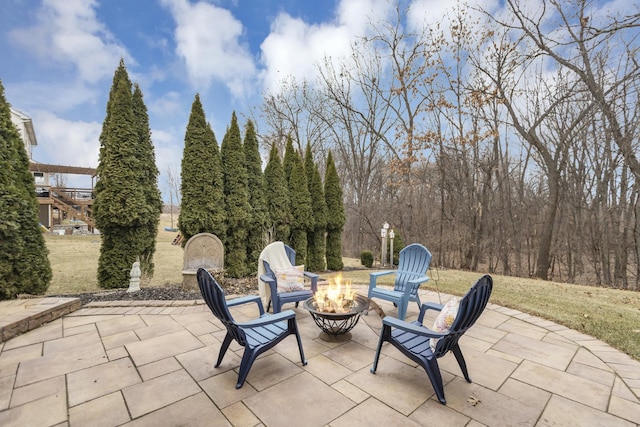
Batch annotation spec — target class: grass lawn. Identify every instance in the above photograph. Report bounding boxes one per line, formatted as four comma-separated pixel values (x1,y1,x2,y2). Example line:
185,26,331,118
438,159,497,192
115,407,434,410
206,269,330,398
44,216,640,361
45,217,183,295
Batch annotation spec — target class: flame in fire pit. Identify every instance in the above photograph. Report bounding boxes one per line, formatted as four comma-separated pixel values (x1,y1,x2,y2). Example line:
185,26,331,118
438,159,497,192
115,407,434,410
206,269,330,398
313,274,356,313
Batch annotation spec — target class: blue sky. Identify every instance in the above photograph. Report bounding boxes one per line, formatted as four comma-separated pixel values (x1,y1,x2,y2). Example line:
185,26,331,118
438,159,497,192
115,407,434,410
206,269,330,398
5,0,628,196
1,0,417,193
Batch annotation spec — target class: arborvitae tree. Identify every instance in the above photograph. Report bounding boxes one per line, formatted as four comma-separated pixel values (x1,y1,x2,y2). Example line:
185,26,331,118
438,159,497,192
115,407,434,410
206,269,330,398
283,135,297,183
178,94,226,245
324,150,345,270
390,231,405,265
244,120,268,270
264,145,291,243
0,80,52,299
98,62,128,157
94,60,158,289
132,83,162,277
288,152,313,265
206,123,226,235
221,112,250,278
304,143,327,271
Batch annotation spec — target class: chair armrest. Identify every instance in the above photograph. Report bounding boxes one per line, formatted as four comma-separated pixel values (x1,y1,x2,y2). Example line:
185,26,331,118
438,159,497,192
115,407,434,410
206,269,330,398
227,295,265,316
303,271,319,292
370,270,394,279
260,274,279,302
418,302,444,323
404,275,430,299
260,273,275,285
407,275,430,287
237,309,296,328
263,272,318,293
369,270,394,290
382,316,446,339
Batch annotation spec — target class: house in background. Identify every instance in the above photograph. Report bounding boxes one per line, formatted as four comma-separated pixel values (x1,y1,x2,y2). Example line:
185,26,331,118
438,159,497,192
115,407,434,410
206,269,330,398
10,107,37,160
10,107,97,233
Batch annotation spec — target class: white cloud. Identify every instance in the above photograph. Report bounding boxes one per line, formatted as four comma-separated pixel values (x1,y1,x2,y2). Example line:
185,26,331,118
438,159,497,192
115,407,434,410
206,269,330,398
6,80,100,114
407,0,501,32
9,0,129,84
336,0,392,32
161,0,256,97
407,0,453,29
259,0,393,94
149,91,183,118
31,110,101,170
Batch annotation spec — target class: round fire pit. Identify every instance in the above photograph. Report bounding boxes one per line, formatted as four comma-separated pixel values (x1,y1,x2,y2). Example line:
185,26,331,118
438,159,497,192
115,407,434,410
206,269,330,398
303,294,369,342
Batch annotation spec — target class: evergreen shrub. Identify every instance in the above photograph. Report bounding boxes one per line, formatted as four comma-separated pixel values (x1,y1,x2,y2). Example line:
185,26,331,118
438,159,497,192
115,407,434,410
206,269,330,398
360,251,374,268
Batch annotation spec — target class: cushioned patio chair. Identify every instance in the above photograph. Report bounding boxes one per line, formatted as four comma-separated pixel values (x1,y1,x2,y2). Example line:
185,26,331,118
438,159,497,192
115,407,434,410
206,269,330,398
367,243,432,320
197,268,307,389
258,242,319,313
370,274,493,404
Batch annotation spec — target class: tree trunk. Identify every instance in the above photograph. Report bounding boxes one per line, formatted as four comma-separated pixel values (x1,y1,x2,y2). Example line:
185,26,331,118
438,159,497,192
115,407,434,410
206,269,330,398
535,168,561,280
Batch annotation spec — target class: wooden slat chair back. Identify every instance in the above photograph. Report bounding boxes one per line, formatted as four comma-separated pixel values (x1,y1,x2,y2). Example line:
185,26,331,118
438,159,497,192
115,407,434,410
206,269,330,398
368,243,432,320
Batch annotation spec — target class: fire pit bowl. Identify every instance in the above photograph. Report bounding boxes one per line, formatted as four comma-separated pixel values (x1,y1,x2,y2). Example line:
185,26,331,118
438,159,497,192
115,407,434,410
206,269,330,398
303,294,369,342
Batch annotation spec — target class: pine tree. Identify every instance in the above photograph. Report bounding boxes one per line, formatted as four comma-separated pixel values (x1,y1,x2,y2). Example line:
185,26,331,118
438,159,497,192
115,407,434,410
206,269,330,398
304,143,327,271
244,120,268,269
288,150,313,265
324,150,345,270
221,112,250,278
264,145,291,243
0,80,52,299
94,60,159,289
132,84,162,277
178,94,226,245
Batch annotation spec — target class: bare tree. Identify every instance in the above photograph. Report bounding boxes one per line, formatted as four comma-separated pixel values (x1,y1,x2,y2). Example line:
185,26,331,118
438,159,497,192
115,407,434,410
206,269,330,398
424,6,505,271
484,0,640,284
497,0,640,178
255,0,640,288
165,164,181,229
314,47,397,252
50,173,67,188
325,6,449,241
260,77,331,157
472,8,611,279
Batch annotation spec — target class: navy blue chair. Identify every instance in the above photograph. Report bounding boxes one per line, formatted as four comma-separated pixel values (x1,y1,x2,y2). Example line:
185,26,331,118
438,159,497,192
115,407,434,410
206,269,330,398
197,268,307,389
260,243,319,313
368,243,432,320
371,275,493,404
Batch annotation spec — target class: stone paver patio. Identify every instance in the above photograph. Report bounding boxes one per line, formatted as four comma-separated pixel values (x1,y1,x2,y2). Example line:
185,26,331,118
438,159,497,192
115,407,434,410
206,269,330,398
0,286,639,426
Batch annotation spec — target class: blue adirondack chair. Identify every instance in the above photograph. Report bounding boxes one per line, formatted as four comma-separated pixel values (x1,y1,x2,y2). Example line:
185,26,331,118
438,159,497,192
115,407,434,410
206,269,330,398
196,268,307,389
370,274,493,404
367,243,432,320
259,243,319,313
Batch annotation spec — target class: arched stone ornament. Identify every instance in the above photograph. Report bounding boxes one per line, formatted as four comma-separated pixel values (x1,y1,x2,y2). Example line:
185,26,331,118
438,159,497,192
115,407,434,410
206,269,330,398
182,233,224,290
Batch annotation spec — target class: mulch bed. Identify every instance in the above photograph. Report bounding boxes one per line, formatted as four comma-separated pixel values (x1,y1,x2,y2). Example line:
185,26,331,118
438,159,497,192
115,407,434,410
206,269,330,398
48,267,366,306
49,276,258,306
